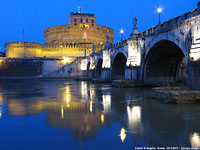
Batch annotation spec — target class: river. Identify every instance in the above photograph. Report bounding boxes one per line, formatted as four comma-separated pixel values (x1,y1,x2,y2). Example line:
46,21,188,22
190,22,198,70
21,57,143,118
0,80,199,150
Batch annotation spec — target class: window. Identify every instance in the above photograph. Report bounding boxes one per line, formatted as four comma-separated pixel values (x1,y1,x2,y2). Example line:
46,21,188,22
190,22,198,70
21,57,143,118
92,20,94,23
74,18,76,22
80,18,82,22
80,24,89,29
74,23,77,26
86,19,88,22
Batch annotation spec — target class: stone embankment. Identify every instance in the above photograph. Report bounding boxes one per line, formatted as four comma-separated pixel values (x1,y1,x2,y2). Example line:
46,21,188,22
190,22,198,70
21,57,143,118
152,87,200,104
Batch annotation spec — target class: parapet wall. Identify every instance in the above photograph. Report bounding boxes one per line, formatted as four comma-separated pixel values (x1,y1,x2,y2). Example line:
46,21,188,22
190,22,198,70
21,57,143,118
5,42,102,58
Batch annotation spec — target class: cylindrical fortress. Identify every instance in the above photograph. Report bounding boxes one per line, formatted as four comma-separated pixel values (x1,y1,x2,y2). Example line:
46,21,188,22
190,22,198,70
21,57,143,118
44,13,114,49
5,11,114,59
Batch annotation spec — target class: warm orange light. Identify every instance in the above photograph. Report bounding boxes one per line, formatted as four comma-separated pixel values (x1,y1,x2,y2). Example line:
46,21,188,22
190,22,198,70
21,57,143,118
66,87,70,107
101,113,104,124
62,57,73,64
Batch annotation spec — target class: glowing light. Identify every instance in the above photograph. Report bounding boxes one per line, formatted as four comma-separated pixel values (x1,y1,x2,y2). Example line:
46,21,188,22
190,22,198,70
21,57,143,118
119,128,127,143
62,56,73,64
157,7,163,13
190,133,200,147
120,30,124,34
101,113,105,124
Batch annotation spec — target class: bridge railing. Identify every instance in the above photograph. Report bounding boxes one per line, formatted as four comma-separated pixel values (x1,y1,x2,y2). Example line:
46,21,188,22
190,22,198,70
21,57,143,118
140,8,198,38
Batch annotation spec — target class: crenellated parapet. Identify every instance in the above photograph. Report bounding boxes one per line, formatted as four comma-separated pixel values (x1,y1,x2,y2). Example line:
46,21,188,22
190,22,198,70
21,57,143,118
5,42,43,48
5,41,102,58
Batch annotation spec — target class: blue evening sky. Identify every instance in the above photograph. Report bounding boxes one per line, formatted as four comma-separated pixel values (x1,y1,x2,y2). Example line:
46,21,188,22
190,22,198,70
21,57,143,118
0,0,199,52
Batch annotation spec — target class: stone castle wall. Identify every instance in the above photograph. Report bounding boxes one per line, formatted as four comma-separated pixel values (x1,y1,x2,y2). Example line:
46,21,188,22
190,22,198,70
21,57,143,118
5,42,102,58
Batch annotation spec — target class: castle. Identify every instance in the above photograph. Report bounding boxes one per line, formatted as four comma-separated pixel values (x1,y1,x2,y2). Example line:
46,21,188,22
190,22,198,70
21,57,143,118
5,7,114,61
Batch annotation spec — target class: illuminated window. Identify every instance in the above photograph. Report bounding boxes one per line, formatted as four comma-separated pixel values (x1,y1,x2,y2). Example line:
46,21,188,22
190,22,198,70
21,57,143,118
80,24,89,29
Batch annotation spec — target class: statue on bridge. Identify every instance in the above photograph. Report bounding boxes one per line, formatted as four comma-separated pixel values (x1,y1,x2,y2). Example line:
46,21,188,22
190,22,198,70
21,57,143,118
105,35,112,49
133,16,137,28
132,16,139,37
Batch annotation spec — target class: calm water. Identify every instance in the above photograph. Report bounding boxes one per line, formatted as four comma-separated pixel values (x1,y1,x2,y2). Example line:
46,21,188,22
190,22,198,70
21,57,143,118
0,80,200,150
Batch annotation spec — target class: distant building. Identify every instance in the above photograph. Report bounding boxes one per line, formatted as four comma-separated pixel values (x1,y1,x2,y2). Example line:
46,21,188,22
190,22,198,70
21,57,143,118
5,8,114,60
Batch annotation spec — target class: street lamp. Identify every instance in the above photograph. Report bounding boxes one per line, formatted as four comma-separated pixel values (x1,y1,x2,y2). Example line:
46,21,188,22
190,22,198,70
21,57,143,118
157,7,163,24
120,29,124,41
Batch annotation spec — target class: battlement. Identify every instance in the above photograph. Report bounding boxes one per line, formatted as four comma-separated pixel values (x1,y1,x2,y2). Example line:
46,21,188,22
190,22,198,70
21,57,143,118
5,42,44,48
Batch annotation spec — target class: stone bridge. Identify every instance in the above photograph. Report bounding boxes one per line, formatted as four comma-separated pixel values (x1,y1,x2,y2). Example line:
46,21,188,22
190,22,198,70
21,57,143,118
50,2,200,90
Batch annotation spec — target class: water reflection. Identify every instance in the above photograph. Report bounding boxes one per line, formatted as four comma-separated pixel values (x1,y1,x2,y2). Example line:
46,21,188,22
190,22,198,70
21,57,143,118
127,106,142,133
190,133,200,147
119,128,127,143
0,80,200,148
102,94,111,114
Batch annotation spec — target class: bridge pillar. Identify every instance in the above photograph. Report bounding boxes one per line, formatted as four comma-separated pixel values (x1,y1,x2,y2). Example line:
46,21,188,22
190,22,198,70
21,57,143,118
101,49,111,79
87,56,96,78
79,58,88,77
125,66,140,80
187,61,200,90
125,40,141,80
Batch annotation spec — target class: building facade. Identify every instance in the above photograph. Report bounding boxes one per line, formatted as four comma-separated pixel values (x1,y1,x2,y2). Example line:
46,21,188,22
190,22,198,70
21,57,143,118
5,10,114,60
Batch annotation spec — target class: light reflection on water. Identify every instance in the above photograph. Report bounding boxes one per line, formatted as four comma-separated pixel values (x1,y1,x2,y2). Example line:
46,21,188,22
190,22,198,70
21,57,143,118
0,80,200,149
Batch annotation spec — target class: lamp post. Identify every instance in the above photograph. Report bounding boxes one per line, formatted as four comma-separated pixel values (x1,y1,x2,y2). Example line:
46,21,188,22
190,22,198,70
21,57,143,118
157,7,163,24
120,30,124,41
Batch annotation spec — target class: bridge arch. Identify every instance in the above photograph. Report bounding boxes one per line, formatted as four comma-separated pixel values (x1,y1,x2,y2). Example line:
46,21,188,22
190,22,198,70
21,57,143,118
144,34,189,60
96,58,103,78
143,39,187,85
112,52,127,79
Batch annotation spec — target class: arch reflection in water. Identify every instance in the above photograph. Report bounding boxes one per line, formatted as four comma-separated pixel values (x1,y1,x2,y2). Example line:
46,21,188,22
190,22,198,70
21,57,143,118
127,106,142,133
190,133,200,147
81,82,95,101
